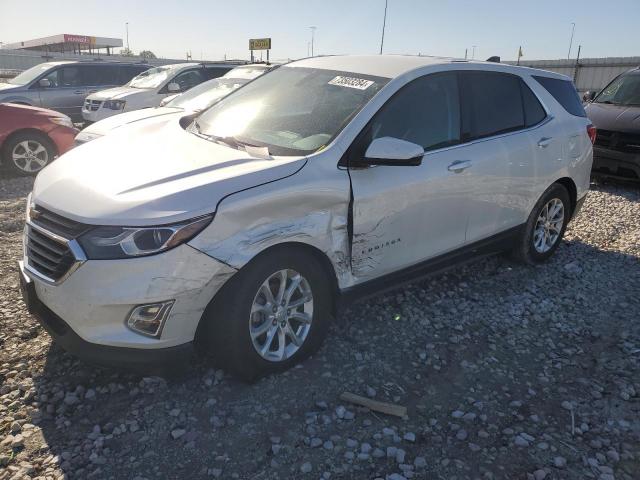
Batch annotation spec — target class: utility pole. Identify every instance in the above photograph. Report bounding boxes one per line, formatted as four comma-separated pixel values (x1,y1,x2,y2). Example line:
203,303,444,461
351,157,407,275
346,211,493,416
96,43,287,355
125,22,130,51
567,22,575,59
472,45,477,59
309,26,316,56
380,0,388,55
464,48,468,60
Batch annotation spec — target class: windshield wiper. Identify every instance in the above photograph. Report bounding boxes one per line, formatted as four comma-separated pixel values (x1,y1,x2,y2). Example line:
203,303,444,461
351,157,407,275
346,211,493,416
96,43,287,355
190,126,270,154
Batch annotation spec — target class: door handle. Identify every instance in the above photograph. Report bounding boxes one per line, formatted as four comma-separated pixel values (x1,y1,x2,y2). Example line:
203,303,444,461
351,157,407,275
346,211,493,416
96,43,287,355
447,160,472,173
537,137,553,148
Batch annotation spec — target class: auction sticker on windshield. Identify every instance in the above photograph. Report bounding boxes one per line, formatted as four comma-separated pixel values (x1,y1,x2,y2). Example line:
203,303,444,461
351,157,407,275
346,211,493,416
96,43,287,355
328,76,374,90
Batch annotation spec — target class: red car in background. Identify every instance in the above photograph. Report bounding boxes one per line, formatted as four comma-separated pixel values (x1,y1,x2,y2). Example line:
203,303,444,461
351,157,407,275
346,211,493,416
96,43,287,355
0,103,78,176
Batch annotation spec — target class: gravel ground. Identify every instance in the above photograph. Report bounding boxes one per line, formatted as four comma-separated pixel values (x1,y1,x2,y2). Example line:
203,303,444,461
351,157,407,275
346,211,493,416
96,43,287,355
1,174,639,480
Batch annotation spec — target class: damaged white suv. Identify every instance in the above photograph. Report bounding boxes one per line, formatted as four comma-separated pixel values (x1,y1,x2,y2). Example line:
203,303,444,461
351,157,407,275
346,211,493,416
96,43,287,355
19,55,594,380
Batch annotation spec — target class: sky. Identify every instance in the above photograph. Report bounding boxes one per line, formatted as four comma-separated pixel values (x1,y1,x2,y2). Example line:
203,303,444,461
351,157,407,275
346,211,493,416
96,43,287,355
1,0,639,62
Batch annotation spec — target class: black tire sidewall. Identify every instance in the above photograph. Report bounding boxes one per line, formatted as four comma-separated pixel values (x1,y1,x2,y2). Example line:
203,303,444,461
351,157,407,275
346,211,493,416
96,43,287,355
2,132,56,176
202,248,332,381
521,184,571,263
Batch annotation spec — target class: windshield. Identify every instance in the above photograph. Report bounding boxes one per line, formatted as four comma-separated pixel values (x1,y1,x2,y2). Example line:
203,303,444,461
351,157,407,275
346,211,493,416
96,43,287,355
194,67,389,156
595,73,640,106
128,66,172,89
222,66,268,80
166,78,247,111
8,63,56,85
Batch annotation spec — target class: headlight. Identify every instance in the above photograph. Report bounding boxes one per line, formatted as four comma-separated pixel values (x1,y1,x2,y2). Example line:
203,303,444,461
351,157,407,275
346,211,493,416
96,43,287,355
50,116,75,129
104,99,126,110
78,216,212,260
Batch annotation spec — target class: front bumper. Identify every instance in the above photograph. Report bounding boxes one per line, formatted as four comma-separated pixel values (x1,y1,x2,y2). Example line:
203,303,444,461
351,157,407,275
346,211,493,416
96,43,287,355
19,243,237,363
19,262,194,368
592,146,640,181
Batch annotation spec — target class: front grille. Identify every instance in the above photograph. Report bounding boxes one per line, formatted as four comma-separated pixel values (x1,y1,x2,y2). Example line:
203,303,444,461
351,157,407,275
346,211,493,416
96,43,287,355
594,129,640,154
30,206,88,238
84,99,102,111
25,206,88,281
26,226,76,281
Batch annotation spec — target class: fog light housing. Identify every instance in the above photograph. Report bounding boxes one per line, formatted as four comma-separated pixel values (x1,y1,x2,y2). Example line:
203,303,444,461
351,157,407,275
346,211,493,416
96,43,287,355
126,301,174,337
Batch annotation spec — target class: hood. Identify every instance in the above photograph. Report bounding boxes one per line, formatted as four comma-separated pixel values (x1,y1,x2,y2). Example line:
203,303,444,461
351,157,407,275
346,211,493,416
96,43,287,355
81,106,183,137
585,102,640,133
0,82,20,93
88,86,147,101
33,118,307,226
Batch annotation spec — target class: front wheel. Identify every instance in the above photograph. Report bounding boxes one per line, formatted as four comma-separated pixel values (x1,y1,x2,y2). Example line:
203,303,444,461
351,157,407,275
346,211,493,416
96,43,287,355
512,183,571,264
199,248,332,382
2,132,56,176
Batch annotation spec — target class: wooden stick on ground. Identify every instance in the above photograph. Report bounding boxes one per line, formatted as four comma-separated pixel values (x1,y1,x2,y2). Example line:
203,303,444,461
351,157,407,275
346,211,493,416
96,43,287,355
340,392,407,418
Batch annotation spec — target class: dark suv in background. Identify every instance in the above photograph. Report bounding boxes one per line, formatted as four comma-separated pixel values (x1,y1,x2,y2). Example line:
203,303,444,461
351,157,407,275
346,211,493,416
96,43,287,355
584,67,640,181
0,61,150,121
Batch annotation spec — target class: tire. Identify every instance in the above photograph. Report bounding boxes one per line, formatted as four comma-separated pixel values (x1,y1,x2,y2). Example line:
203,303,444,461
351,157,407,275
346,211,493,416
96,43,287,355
2,131,56,176
512,183,571,265
198,247,333,382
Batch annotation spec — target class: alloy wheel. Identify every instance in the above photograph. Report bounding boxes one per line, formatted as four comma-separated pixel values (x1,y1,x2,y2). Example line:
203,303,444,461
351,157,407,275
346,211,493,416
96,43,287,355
533,198,564,253
249,269,314,362
12,140,49,173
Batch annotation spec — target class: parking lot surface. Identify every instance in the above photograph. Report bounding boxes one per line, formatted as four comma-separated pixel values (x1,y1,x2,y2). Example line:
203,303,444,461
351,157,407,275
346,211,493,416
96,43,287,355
1,175,639,480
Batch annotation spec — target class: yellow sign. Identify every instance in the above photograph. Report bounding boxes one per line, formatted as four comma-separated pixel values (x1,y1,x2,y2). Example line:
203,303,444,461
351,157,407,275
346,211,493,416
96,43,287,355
249,38,271,50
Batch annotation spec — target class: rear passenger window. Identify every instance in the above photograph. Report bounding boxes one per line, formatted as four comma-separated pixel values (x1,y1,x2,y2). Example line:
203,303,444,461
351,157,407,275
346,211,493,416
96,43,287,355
461,71,524,140
533,76,586,117
520,81,546,127
369,72,460,152
81,65,119,86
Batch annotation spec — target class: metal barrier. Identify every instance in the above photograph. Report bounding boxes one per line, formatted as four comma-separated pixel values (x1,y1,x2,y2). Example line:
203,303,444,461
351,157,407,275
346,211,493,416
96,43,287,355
507,56,640,94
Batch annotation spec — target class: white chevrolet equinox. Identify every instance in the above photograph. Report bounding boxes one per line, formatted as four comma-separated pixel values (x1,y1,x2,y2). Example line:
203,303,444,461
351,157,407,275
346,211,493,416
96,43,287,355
19,55,594,380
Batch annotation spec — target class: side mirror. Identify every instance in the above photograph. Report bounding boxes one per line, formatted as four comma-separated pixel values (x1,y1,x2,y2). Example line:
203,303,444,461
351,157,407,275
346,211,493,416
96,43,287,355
38,78,51,88
167,82,181,93
583,91,596,102
359,137,424,166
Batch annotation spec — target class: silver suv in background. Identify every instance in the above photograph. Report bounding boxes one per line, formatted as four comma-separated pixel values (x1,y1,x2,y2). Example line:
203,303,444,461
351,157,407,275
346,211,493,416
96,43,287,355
0,61,150,121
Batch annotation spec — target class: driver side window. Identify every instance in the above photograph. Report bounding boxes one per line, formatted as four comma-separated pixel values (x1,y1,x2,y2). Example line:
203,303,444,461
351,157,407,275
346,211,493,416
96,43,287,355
40,67,81,88
371,72,461,152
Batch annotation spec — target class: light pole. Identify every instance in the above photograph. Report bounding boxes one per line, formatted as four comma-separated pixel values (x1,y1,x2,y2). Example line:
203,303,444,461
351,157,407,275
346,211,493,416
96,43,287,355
380,0,388,55
125,22,130,51
567,22,575,59
309,26,316,57
471,45,477,59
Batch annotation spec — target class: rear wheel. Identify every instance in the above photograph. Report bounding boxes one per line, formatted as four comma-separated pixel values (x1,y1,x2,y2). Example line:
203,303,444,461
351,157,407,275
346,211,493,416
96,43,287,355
199,248,332,382
2,132,56,176
512,183,570,264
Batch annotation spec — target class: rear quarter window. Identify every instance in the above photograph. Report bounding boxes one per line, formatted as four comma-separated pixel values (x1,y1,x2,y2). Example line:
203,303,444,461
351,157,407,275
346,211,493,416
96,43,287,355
533,75,586,118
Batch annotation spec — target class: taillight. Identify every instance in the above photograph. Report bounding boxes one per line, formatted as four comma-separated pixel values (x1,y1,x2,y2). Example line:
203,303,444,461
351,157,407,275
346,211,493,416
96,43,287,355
587,124,597,144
